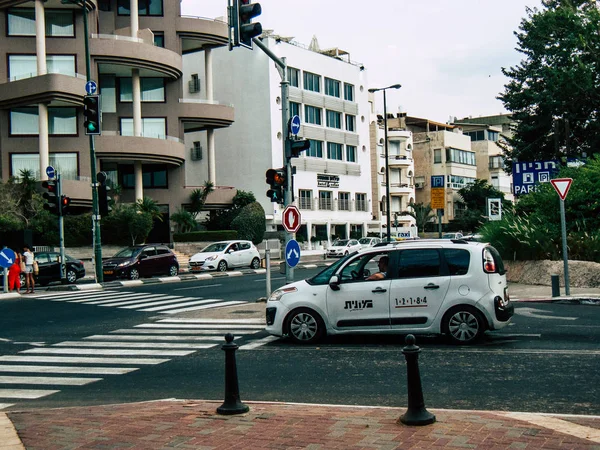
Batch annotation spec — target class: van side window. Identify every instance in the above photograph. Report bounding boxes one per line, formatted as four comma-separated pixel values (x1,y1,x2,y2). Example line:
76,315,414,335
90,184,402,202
240,242,251,250
397,249,441,278
444,249,470,275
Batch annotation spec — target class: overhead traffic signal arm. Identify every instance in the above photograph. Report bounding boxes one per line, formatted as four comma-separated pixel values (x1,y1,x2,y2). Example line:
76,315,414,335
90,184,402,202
83,95,101,136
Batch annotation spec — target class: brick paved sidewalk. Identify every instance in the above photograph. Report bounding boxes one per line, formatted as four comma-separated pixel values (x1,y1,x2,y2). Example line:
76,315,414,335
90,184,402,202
7,399,600,449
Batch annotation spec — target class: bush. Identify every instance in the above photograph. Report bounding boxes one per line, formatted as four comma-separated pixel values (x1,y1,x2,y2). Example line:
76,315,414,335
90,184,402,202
230,202,266,245
64,214,93,247
173,230,238,242
102,204,153,245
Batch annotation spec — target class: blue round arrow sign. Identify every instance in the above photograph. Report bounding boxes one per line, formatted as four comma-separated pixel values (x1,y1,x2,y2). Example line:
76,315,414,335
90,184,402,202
0,248,16,269
285,239,301,268
289,115,301,135
46,165,55,179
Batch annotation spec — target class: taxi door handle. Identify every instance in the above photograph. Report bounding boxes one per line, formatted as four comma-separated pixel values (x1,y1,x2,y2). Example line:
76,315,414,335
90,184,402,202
371,288,387,293
424,283,439,290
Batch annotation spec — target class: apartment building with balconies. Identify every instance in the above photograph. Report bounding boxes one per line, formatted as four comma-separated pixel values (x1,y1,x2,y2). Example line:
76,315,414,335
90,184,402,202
0,0,234,242
184,33,374,244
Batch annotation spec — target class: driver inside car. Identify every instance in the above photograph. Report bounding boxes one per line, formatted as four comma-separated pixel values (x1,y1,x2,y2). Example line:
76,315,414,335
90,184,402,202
366,255,389,281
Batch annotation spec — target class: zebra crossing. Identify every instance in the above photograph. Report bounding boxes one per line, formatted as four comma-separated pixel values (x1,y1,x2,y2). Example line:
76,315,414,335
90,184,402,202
29,290,248,314
0,318,269,411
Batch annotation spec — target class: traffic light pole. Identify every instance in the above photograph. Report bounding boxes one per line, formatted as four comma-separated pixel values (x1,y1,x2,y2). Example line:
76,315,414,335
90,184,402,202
82,3,103,283
252,37,294,283
56,173,66,280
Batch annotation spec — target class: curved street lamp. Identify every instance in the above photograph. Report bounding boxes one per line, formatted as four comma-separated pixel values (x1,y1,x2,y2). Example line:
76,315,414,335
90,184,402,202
368,84,402,240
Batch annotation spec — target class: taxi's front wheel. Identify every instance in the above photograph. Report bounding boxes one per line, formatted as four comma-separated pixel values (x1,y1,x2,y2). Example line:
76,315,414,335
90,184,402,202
286,308,325,344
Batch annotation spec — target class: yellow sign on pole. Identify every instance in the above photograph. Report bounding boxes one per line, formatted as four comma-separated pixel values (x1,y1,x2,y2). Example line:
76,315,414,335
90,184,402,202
431,187,445,209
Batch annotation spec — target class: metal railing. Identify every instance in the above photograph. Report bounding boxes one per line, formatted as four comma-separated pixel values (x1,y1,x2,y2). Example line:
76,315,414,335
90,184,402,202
9,71,86,82
101,130,184,144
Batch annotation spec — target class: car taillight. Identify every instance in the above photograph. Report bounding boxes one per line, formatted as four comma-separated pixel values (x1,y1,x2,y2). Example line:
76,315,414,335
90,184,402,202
483,249,496,273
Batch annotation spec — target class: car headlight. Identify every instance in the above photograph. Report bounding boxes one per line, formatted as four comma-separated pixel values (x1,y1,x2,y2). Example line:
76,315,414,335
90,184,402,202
205,255,218,262
118,261,132,267
268,286,297,302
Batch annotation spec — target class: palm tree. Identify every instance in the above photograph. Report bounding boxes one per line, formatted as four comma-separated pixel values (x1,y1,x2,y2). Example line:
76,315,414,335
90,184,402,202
189,181,214,219
400,201,436,233
135,197,163,222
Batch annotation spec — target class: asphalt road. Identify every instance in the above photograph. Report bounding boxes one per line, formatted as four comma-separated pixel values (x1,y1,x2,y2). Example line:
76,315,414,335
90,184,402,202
0,269,598,415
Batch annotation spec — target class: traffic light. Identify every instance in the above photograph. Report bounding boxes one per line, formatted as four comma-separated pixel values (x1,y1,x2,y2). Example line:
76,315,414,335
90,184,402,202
83,95,101,135
289,138,311,159
234,0,262,49
97,171,112,216
265,168,286,204
60,195,70,216
42,180,59,215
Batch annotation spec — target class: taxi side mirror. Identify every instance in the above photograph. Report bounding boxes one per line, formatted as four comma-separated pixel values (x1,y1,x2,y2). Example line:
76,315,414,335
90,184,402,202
329,274,341,291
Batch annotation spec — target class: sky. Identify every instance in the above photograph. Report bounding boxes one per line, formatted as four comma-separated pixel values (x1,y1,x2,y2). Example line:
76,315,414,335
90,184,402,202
181,0,542,124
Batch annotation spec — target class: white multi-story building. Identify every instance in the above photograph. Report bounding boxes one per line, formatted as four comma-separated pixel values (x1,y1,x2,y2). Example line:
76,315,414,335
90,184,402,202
183,33,375,244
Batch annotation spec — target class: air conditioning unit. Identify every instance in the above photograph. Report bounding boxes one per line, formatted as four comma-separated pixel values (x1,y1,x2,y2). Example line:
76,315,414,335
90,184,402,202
191,143,202,161
415,182,424,189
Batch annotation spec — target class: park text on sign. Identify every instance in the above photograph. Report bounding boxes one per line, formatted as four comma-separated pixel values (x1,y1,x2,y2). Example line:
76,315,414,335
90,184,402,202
431,188,444,209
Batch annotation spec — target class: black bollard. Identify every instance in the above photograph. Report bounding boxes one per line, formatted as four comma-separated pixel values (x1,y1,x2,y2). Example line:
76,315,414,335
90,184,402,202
399,334,436,426
551,274,560,297
217,333,249,415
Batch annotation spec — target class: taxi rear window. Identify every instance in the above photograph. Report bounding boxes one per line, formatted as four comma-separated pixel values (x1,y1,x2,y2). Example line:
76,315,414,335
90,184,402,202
443,249,470,276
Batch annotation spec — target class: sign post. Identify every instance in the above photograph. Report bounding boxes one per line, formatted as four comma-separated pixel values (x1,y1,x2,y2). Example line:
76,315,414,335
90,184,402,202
550,178,573,295
431,176,445,238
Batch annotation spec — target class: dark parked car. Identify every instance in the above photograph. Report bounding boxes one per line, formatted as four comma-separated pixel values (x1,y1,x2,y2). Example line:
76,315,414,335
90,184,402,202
102,244,179,280
0,252,86,287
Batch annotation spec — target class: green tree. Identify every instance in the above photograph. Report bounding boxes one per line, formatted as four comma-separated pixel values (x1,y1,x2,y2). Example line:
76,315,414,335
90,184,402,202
170,208,196,234
189,181,214,219
400,202,435,233
205,190,257,231
499,0,600,165
135,197,163,222
103,204,154,245
230,201,266,245
452,180,510,232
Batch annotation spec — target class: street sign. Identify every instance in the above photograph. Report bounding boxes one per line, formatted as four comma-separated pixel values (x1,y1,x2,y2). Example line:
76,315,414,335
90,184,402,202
0,248,15,269
45,165,55,179
431,188,444,209
512,160,559,196
285,239,301,268
282,205,301,233
550,178,573,201
289,115,301,135
431,175,444,188
85,80,97,95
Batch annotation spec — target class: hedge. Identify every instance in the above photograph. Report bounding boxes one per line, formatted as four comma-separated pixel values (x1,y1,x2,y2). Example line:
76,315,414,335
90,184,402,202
173,230,237,242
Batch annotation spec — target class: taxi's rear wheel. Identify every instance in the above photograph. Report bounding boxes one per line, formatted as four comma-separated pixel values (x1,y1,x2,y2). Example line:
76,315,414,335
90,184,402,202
442,306,485,345
286,308,325,344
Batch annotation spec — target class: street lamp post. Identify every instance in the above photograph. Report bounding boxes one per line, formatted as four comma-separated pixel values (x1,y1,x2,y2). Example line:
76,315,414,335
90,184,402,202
368,84,401,241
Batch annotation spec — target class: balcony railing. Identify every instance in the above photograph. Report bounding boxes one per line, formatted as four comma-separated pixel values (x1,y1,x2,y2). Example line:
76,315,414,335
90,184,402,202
9,71,86,82
92,33,153,45
179,98,234,107
299,197,313,210
319,198,333,210
102,130,184,144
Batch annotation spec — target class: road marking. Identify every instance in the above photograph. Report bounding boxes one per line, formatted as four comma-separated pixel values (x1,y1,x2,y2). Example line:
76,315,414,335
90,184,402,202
0,365,138,375
503,412,600,444
174,284,222,291
254,276,286,282
162,300,248,314
84,335,225,342
0,389,59,399
110,328,262,335
52,341,216,349
158,318,265,324
134,323,264,329
238,336,279,350
0,355,168,365
20,348,196,356
83,294,167,305
31,290,119,299
119,297,199,309
0,376,102,386
514,307,578,320
0,338,12,343
105,296,188,308
0,404,15,410
157,276,180,283
139,299,221,312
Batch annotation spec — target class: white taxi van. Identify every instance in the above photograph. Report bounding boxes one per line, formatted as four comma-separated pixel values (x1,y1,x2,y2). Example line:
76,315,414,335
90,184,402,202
265,240,513,345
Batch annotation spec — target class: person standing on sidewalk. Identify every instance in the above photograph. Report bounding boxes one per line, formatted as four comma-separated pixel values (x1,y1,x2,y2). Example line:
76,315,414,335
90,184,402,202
8,249,23,293
22,245,35,294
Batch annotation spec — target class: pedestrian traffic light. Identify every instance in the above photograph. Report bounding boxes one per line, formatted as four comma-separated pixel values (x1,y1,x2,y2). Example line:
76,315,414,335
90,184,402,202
60,195,70,216
265,168,286,204
289,138,311,159
42,180,59,215
83,95,101,135
97,171,112,216
234,0,262,49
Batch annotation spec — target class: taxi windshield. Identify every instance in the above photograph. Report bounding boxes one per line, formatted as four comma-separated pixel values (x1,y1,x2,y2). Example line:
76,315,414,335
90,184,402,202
307,254,351,285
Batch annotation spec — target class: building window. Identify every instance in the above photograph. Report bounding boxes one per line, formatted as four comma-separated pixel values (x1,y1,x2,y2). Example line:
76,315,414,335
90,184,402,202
303,71,321,92
11,153,78,180
465,130,485,141
338,192,350,211
120,118,166,139
355,193,367,212
118,0,163,16
324,77,341,97
434,148,442,164
319,191,333,210
290,102,300,119
327,142,343,160
191,141,203,161
9,54,75,81
487,130,499,141
8,9,75,37
10,107,77,135
299,190,312,210
121,163,168,189
304,105,322,125
345,114,356,132
446,148,476,165
98,0,111,11
448,175,476,189
307,140,323,158
346,145,357,163
288,67,300,87
489,155,504,169
189,74,200,93
326,110,341,129
100,75,117,113
344,83,355,101
153,33,164,47
119,78,166,102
